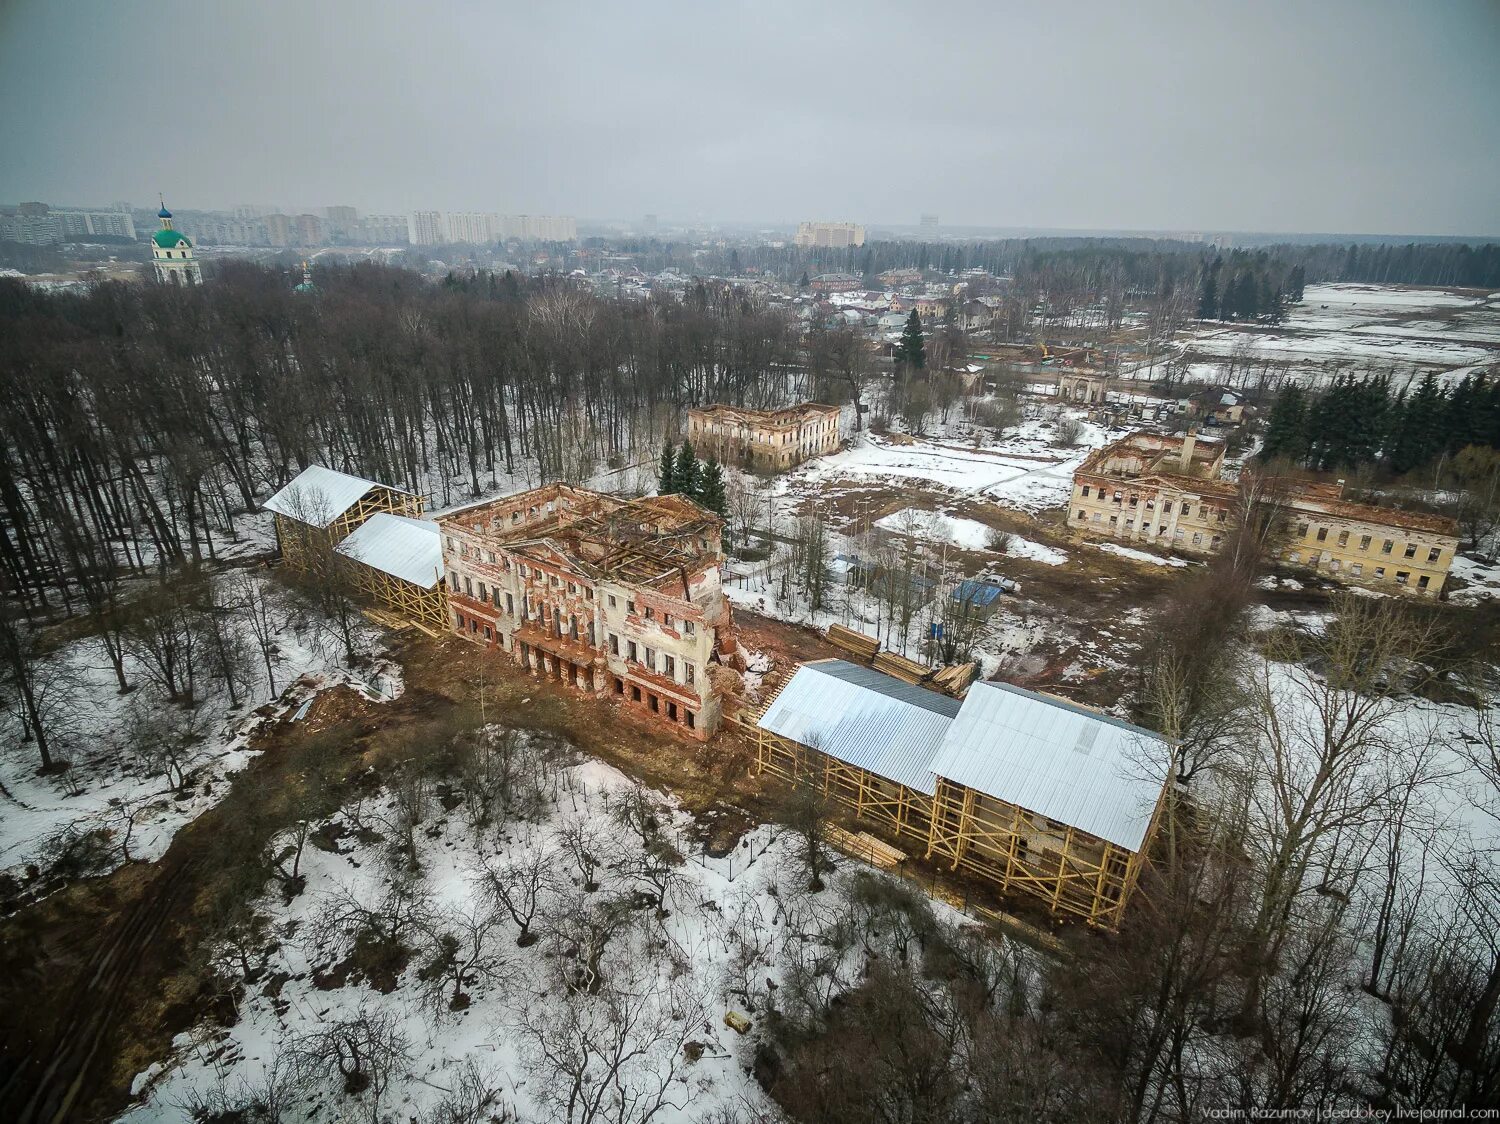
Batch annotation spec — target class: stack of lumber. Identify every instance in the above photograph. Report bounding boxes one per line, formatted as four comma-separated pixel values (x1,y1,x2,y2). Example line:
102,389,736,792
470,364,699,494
826,623,880,663
932,662,979,697
825,825,907,870
871,650,932,685
361,607,412,632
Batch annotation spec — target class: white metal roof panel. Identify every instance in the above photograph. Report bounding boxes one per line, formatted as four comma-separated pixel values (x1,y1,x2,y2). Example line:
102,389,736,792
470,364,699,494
264,465,400,527
757,659,959,795
335,513,443,589
929,682,1170,852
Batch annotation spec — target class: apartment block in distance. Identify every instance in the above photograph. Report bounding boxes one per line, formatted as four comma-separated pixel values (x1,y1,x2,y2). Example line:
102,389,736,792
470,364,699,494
686,402,841,472
794,221,866,248
438,484,736,738
1069,430,1459,596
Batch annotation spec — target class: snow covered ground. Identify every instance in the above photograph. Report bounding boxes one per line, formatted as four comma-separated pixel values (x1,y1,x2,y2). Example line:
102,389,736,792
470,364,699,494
0,574,401,894
117,740,974,1123
1127,283,1500,389
793,414,1116,515
874,507,993,550
1446,553,1500,605
1093,542,1189,568
1004,536,1069,566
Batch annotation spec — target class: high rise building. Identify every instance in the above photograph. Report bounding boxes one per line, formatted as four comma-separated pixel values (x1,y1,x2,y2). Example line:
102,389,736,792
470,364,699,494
920,214,939,228
498,214,576,242
323,205,358,236
9,201,59,245
359,214,408,244
446,211,500,243
293,214,325,245
264,213,293,247
53,209,138,240
408,210,446,245
793,221,865,248
151,200,202,286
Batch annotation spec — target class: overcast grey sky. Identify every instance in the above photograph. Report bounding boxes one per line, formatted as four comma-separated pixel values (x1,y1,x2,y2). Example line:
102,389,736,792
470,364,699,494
2,0,1497,235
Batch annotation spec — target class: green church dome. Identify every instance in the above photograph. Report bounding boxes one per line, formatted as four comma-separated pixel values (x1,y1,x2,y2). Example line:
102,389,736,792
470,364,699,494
153,229,189,249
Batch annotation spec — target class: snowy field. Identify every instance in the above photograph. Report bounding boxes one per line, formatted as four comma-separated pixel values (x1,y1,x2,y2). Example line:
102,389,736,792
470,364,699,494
118,740,978,1124
1129,283,1500,388
793,414,1116,515
0,573,400,894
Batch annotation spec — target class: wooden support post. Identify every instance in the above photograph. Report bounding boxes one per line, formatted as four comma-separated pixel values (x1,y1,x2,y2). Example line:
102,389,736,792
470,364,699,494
1051,826,1076,912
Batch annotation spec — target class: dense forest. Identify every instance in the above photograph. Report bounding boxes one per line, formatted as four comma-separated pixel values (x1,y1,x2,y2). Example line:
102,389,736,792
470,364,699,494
1260,371,1500,475
606,235,1500,291
0,265,810,613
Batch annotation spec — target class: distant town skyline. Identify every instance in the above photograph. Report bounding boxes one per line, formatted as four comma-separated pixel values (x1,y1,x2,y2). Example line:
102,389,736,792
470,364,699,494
3,0,1498,237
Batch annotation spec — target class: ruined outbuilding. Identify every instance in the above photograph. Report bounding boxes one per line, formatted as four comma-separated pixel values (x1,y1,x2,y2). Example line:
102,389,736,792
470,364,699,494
686,402,841,471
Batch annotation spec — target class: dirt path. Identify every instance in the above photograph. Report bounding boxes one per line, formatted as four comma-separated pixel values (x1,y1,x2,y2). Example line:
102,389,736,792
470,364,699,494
1,849,204,1124
0,681,427,1124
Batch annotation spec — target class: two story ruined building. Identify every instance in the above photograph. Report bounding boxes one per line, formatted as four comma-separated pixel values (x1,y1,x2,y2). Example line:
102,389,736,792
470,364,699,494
436,484,735,737
685,402,841,471
1070,431,1459,596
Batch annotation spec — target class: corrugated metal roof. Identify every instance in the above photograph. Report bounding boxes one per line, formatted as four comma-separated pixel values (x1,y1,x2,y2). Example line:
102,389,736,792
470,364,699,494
335,513,443,589
952,579,1005,608
264,465,404,527
928,682,1170,852
757,659,958,795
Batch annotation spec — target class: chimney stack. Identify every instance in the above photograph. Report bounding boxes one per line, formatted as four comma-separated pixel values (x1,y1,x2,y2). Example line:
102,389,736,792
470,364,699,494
1182,428,1197,473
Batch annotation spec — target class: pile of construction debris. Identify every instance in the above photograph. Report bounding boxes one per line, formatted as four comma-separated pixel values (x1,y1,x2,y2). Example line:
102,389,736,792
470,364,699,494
825,624,979,698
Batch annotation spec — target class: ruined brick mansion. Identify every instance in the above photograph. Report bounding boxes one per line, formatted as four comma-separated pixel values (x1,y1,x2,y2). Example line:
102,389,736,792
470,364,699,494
437,483,738,737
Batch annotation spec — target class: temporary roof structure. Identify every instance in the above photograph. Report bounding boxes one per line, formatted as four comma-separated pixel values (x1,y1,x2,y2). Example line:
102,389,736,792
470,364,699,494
264,465,410,528
335,513,444,589
757,659,959,795
757,662,1171,853
927,681,1169,852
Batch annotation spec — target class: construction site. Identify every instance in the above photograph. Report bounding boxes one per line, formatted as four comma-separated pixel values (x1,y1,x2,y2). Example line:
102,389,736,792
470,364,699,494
749,657,1169,929
260,459,1179,927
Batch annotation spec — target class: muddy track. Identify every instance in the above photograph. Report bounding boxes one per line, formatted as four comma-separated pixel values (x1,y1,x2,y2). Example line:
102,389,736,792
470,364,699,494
0,848,203,1124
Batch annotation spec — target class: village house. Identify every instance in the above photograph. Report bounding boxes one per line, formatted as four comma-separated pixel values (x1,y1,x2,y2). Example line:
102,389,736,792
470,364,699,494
685,402,842,471
436,483,736,738
915,296,950,321
808,272,863,293
755,659,1172,928
1069,432,1459,596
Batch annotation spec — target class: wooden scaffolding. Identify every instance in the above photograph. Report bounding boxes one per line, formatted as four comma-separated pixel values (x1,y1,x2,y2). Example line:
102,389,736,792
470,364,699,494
341,558,449,632
275,483,424,573
754,727,934,855
754,726,1158,930
925,778,1154,930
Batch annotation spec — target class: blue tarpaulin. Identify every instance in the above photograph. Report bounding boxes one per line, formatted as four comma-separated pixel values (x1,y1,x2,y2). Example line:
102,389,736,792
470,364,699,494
951,579,1005,608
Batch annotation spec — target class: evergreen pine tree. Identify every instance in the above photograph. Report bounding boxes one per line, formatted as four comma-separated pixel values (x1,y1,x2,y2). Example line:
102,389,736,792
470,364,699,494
798,270,810,288
1260,385,1309,465
699,458,727,519
1287,264,1306,303
1198,273,1219,320
895,310,926,370
674,441,703,500
658,442,677,494
1389,373,1445,474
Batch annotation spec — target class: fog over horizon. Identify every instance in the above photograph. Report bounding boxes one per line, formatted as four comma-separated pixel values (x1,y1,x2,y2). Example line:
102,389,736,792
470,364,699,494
2,0,1498,237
